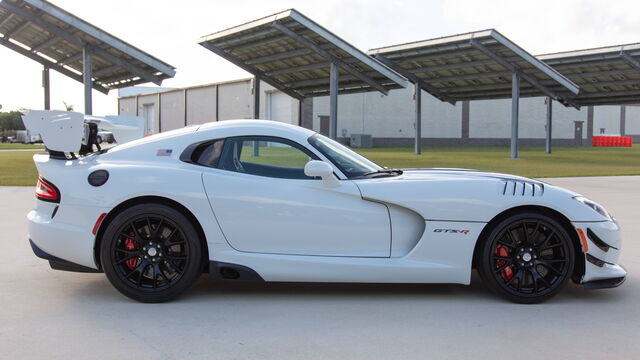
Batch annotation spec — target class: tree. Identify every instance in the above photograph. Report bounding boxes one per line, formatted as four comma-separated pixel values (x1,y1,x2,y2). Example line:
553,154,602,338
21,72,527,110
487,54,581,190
0,111,25,130
63,101,74,111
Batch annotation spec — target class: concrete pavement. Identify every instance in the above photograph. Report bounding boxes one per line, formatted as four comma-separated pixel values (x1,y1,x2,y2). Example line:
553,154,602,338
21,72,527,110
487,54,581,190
0,177,638,359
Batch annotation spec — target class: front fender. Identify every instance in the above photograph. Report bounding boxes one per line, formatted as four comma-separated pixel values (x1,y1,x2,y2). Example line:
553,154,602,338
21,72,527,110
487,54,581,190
355,176,608,222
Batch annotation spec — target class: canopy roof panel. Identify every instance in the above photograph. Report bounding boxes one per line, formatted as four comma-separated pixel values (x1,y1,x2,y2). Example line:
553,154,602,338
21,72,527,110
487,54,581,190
0,0,176,93
199,9,408,99
539,43,640,106
368,29,580,106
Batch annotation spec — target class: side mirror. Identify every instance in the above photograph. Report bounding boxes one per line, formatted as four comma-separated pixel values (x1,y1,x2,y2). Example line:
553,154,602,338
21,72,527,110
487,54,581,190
304,160,340,187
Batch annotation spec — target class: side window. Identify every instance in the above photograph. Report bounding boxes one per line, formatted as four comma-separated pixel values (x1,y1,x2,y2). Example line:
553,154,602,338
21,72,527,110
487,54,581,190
218,137,318,179
192,140,224,168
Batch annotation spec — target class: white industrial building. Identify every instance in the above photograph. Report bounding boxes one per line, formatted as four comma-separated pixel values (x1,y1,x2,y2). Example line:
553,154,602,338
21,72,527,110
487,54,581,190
118,78,639,147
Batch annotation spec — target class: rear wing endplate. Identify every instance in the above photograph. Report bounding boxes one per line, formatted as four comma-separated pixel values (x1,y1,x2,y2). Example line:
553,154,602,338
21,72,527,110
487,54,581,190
21,110,144,155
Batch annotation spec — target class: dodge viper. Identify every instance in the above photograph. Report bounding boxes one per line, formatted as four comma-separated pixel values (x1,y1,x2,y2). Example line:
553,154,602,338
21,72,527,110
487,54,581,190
24,111,626,303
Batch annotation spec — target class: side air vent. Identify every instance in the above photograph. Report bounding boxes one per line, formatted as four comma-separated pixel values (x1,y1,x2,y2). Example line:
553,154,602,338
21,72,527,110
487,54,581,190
502,181,544,197
586,253,610,268
587,228,617,252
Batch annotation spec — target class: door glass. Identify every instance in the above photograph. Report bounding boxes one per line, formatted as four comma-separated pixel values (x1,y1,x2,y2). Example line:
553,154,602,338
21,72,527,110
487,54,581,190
219,137,316,179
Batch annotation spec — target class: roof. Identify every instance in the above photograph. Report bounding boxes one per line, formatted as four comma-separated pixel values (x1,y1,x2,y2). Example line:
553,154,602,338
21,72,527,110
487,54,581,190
538,43,640,106
0,0,176,94
368,29,580,106
198,9,408,99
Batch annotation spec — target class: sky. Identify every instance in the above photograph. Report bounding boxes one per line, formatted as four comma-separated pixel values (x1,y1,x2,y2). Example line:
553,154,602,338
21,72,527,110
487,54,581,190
1,0,639,115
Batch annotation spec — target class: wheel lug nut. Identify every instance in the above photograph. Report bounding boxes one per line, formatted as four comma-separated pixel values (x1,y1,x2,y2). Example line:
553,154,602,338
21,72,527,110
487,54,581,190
144,255,148,259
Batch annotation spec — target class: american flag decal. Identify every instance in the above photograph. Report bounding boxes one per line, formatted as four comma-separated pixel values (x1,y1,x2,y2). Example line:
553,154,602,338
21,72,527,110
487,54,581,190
156,149,173,156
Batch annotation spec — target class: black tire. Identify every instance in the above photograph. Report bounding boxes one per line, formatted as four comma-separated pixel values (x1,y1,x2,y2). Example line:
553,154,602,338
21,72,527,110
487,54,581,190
477,212,575,304
100,203,203,302
97,136,103,144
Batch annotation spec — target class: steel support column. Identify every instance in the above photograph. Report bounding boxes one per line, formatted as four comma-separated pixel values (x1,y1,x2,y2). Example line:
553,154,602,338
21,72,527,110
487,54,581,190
546,97,553,154
587,106,594,143
511,72,520,159
329,61,339,140
42,66,50,110
157,92,162,132
253,76,260,156
183,89,188,126
620,105,626,136
414,83,422,155
83,47,93,115
253,76,260,119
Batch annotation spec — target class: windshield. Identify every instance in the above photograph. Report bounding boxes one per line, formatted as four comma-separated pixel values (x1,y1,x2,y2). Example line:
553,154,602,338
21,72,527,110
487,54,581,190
308,134,382,178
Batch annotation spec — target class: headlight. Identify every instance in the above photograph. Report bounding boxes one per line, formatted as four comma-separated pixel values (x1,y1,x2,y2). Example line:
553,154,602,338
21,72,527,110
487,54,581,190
574,196,613,220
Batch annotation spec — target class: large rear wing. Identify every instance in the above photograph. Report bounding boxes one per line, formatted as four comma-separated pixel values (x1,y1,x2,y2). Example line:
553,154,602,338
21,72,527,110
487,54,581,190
22,110,144,157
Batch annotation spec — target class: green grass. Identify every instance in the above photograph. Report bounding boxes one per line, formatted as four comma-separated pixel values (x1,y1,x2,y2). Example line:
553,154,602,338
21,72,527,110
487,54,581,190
241,146,311,168
0,150,39,186
355,145,640,178
0,143,44,150
0,145,638,186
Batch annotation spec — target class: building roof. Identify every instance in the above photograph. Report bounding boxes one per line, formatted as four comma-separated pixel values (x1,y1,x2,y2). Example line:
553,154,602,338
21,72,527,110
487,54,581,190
368,29,580,106
198,9,408,99
118,77,259,100
0,0,176,94
538,43,640,106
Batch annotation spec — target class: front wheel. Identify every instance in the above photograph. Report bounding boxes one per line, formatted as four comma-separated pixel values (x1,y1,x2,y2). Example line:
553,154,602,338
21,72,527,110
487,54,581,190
478,212,575,304
100,204,203,302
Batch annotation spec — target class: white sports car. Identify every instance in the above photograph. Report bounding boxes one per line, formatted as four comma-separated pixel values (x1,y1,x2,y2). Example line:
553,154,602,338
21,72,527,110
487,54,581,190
25,112,626,303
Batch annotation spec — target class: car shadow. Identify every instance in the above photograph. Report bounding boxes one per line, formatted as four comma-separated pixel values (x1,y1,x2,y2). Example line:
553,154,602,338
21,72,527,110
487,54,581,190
71,271,494,302
71,270,629,305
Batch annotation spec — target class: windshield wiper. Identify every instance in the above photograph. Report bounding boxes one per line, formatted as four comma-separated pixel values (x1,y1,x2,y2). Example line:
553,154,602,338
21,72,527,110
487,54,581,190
360,168,404,177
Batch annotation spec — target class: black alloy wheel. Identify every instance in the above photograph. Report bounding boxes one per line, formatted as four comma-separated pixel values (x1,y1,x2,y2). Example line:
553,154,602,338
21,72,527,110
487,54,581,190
478,212,575,303
101,204,203,302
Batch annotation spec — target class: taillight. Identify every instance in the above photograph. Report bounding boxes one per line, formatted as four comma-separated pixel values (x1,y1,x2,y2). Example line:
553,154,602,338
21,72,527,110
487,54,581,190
35,177,60,203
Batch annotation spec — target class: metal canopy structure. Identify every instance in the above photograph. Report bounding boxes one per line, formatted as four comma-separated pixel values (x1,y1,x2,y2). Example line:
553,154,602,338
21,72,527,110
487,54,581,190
539,43,640,106
199,8,407,139
369,29,580,157
0,0,176,114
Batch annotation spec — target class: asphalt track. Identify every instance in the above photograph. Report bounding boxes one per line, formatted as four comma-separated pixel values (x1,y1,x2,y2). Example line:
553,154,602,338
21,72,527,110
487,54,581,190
1,176,638,359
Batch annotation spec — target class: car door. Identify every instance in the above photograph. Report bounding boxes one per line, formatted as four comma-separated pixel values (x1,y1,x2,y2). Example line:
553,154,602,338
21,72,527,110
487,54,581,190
201,136,391,257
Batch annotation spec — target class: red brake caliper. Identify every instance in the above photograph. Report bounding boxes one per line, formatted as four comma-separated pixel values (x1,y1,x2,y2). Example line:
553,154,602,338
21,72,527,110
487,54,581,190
495,245,514,281
124,232,139,270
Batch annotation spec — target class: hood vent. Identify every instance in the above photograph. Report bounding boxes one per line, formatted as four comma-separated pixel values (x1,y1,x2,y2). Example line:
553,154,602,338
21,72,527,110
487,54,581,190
502,180,544,197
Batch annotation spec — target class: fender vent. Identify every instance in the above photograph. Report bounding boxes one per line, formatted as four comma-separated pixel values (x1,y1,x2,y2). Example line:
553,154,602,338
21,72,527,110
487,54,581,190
502,181,544,197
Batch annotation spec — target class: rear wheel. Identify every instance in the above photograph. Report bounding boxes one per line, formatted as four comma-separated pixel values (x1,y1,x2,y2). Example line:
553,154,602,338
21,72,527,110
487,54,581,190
478,212,575,303
100,204,203,302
